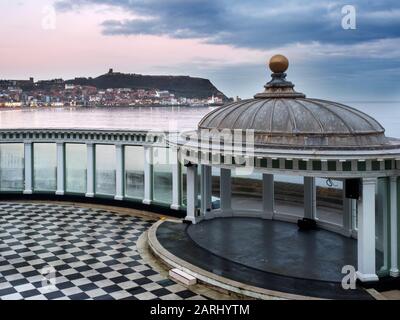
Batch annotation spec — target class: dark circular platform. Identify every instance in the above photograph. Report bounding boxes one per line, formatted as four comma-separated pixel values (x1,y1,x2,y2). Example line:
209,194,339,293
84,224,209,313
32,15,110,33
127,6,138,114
187,218,356,283
156,218,374,299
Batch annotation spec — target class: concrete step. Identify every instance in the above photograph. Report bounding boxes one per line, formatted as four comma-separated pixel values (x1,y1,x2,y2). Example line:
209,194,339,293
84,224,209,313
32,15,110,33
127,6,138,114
169,268,197,286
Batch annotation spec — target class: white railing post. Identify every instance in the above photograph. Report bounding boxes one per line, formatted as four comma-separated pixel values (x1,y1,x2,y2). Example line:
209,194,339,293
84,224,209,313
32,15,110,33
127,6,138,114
171,147,182,210
143,146,153,205
85,143,95,197
185,164,200,223
357,177,379,282
23,142,33,194
390,176,399,277
304,176,316,219
56,142,65,195
114,144,124,201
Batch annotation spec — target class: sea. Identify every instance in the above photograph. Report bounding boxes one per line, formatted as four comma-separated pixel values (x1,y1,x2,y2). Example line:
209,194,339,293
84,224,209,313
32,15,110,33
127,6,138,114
0,102,398,189
0,102,398,136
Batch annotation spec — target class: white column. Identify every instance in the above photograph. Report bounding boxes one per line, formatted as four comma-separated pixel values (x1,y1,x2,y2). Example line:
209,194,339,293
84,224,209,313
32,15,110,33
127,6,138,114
220,168,232,216
85,143,95,198
114,145,124,201
185,164,200,224
56,142,65,195
343,179,353,236
304,176,316,219
351,199,358,234
356,177,379,282
23,142,33,194
201,165,213,216
171,148,182,210
143,146,153,205
262,173,274,219
390,176,399,277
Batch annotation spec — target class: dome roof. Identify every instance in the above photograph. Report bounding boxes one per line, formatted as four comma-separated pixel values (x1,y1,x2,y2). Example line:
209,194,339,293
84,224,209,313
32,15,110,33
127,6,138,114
198,55,388,149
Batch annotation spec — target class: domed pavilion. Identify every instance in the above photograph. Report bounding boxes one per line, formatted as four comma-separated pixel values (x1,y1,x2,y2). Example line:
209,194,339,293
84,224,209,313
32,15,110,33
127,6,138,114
165,55,400,292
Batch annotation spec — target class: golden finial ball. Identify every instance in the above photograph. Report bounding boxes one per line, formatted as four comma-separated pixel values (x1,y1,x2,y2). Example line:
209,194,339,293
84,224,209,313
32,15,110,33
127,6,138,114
269,54,289,73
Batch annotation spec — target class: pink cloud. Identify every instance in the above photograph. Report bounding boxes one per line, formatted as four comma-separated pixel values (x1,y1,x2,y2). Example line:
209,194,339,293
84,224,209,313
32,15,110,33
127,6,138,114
0,1,267,80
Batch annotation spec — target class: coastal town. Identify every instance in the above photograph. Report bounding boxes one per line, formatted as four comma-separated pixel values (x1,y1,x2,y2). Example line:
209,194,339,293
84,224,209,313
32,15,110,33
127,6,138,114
0,70,226,108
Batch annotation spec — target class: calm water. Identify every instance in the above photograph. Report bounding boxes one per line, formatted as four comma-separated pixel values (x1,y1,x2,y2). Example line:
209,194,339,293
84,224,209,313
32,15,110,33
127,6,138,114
0,103,398,198
0,102,399,136
0,106,214,132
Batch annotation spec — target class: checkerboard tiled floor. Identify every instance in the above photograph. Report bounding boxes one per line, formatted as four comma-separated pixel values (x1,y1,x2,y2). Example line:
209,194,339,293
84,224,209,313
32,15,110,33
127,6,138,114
0,202,205,300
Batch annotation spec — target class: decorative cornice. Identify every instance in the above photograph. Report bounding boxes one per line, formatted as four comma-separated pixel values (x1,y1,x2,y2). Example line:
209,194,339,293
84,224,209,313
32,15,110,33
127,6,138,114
0,128,171,146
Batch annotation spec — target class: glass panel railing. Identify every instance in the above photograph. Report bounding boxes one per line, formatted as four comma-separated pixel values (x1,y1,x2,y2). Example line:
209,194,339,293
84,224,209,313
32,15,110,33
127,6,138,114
274,175,304,218
153,147,173,204
95,144,116,196
315,178,344,227
125,146,144,200
181,164,187,207
0,143,24,191
232,171,262,212
376,177,390,276
66,144,87,193
34,143,56,191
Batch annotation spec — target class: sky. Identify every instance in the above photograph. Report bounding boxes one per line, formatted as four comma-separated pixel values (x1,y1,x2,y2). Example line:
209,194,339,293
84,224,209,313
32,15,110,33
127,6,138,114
1,0,399,101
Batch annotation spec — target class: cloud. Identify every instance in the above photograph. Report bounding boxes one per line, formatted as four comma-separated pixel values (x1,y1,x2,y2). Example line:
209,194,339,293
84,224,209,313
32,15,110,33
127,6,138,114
55,0,400,49
52,0,400,100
